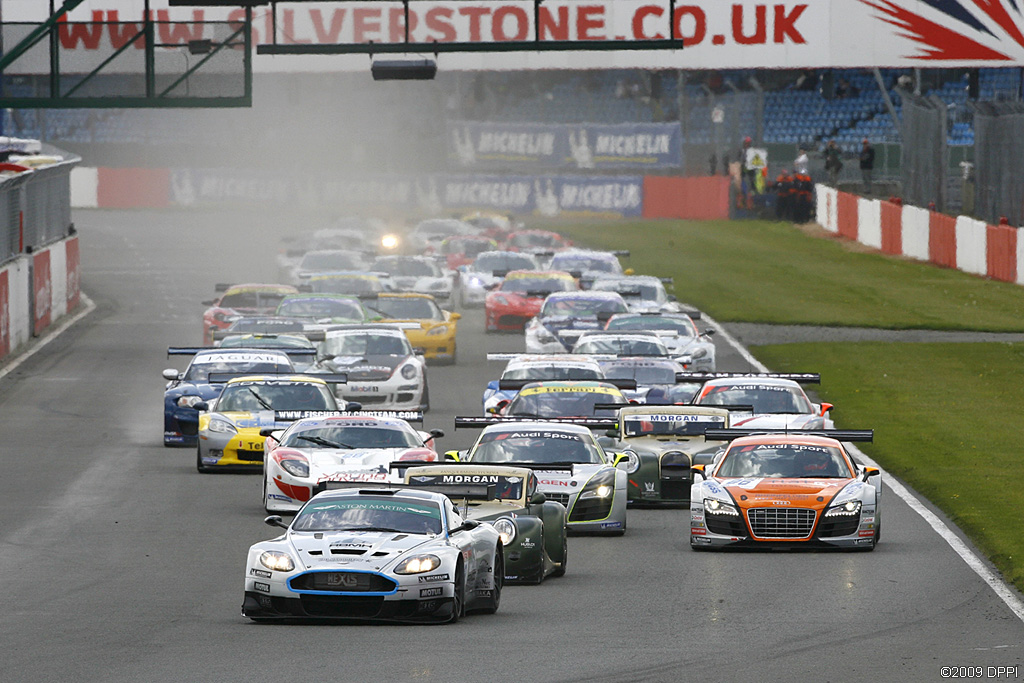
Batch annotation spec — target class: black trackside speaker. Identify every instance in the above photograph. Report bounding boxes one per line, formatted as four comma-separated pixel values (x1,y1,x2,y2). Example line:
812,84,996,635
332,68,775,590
371,59,438,81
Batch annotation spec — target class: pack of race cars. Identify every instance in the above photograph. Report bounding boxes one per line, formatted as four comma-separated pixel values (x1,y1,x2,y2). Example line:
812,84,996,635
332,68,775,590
168,214,882,624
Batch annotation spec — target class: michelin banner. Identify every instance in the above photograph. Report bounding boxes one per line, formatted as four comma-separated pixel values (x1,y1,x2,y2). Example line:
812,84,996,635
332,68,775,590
170,168,643,217
449,121,681,170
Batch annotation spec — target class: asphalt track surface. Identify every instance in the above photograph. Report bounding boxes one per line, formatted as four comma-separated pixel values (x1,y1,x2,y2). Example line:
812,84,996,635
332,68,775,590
1,208,1022,683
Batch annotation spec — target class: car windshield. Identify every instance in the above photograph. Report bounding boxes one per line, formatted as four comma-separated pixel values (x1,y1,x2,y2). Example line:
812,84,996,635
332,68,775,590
473,254,535,273
593,282,663,301
602,364,676,384
574,338,667,356
716,444,852,478
541,298,626,317
507,386,626,418
184,356,290,382
551,256,618,273
218,291,287,310
503,366,602,381
216,381,336,411
372,259,439,277
696,384,814,414
510,232,561,247
444,239,493,257
277,297,365,321
322,333,410,356
310,276,383,295
622,414,726,438
500,277,574,294
370,297,443,320
218,335,313,350
606,316,696,336
292,497,443,535
471,430,603,464
300,252,361,271
282,424,420,449
225,318,305,334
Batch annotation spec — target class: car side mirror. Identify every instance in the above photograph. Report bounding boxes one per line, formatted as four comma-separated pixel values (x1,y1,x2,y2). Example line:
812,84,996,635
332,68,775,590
456,519,481,533
450,312,462,321
691,464,706,480
201,299,215,307
429,428,445,440
162,368,181,381
703,328,716,337
193,401,209,412
604,429,618,438
259,428,285,438
862,466,880,482
264,515,289,529
444,450,461,462
530,491,547,505
344,402,363,412
820,402,834,416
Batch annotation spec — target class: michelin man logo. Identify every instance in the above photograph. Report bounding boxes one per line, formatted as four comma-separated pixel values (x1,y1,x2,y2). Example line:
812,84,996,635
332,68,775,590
533,179,560,217
569,128,594,169
415,178,442,214
452,126,476,166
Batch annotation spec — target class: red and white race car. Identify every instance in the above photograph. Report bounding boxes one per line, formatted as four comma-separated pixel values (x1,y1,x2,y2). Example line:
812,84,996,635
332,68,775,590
262,413,442,513
201,283,298,345
484,270,577,332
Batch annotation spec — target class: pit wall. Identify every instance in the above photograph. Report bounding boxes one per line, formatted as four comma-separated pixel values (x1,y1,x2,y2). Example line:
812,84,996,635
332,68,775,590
0,234,81,363
815,185,1021,284
70,166,731,220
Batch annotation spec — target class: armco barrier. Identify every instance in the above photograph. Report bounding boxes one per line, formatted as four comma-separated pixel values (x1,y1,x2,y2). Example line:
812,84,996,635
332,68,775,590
987,225,1017,283
858,197,882,250
815,183,1024,286
880,200,902,255
955,217,988,276
928,213,957,269
642,176,730,221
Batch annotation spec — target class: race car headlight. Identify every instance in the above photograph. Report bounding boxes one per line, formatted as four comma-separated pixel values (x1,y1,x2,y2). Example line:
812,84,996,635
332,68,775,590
381,234,400,250
394,554,441,574
491,295,509,307
259,551,295,573
704,499,740,517
824,500,862,517
466,276,484,288
690,347,708,359
177,395,205,408
400,363,418,379
426,325,449,336
579,470,616,500
621,450,641,474
208,418,237,434
493,518,516,546
278,458,309,478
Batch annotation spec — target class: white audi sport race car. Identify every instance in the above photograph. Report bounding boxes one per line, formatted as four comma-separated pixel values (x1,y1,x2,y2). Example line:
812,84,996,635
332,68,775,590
242,487,503,622
688,372,831,429
262,413,443,513
451,419,628,535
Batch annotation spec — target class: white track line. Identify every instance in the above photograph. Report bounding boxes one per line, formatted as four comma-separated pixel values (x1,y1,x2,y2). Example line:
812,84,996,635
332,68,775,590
0,293,96,382
702,311,1024,624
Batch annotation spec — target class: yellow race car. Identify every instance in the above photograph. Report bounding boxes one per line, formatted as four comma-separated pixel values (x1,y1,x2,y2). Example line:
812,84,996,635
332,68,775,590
368,293,460,365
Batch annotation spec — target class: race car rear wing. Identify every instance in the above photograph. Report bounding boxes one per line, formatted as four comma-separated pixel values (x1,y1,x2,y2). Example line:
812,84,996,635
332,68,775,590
636,310,702,320
455,416,619,430
702,429,874,442
485,353,617,362
214,283,232,293
206,372,349,384
675,372,821,384
320,480,498,501
168,346,316,357
497,378,637,391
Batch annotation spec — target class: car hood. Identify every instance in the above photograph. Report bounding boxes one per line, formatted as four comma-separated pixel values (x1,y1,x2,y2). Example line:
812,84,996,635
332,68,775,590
318,355,405,380
287,530,437,569
717,477,856,507
727,414,824,429
166,382,223,399
531,463,606,494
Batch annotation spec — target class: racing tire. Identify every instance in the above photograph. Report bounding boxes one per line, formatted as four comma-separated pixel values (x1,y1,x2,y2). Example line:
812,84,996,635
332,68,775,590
551,533,568,577
449,561,465,624
196,446,210,474
420,383,430,413
478,549,503,614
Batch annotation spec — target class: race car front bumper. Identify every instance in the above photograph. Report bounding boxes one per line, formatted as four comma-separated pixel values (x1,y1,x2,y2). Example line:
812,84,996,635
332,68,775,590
690,504,878,549
242,591,457,622
198,428,265,470
338,380,426,411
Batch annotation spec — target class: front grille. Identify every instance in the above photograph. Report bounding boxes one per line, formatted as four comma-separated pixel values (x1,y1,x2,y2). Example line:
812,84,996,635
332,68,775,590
349,395,388,405
290,571,397,593
705,514,746,536
747,508,816,539
397,393,414,403
817,515,860,538
545,493,571,507
348,371,390,381
236,449,264,462
569,496,612,522
299,595,385,618
497,314,531,328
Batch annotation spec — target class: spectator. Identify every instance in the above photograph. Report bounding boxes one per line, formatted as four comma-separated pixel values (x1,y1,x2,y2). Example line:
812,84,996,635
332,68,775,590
824,141,843,186
859,138,875,194
794,147,809,175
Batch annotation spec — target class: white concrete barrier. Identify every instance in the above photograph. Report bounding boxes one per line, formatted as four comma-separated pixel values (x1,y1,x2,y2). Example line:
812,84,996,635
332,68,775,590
955,216,988,275
857,197,882,250
6,256,31,352
815,184,839,233
49,243,67,319
902,205,931,261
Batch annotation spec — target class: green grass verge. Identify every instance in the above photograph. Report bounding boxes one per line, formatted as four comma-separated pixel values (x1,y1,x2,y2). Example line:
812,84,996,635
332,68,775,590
755,341,1024,588
553,219,1024,332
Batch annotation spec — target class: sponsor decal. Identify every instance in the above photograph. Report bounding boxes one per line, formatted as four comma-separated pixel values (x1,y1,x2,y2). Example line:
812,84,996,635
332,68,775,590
600,521,623,529
441,474,503,484
274,410,346,421
539,479,574,487
65,238,81,309
476,589,493,598
418,573,450,583
691,528,707,536
420,587,444,598
627,414,725,423
481,430,582,442
331,541,374,548
194,353,285,365
643,482,656,493
692,536,712,545
253,582,271,593
268,494,290,501
349,385,382,393
326,573,359,587
249,568,272,578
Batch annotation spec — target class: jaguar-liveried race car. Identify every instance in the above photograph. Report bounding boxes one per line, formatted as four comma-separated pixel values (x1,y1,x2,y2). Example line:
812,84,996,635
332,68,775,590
690,430,881,550
404,464,568,584
242,487,503,622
